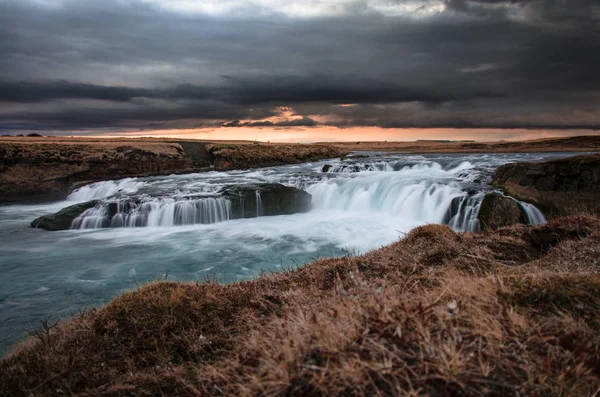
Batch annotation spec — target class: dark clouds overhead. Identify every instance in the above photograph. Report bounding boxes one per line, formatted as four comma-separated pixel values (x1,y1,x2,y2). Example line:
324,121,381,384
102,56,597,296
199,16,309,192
0,0,599,133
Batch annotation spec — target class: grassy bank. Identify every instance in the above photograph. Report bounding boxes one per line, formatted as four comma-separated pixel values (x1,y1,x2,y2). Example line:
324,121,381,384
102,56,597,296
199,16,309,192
2,216,599,396
0,138,347,202
325,135,600,153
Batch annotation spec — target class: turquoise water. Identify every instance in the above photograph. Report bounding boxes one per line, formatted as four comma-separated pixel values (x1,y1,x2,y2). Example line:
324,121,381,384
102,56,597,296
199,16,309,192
0,152,581,355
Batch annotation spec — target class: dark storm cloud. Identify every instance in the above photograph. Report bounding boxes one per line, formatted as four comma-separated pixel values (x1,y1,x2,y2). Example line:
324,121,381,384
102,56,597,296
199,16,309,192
0,0,599,133
0,77,502,104
221,117,318,128
0,81,153,103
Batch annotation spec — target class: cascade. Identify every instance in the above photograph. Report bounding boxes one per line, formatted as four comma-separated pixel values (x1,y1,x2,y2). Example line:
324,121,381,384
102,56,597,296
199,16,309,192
445,194,484,232
66,158,547,233
256,191,263,217
68,178,144,202
71,197,232,229
519,201,546,225
307,175,466,226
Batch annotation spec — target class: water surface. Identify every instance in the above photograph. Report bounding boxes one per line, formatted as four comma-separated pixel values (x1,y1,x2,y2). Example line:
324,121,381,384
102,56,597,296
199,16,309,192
0,152,581,354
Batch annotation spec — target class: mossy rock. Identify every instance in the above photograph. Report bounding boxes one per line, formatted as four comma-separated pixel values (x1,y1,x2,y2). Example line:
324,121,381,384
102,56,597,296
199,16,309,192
478,193,527,231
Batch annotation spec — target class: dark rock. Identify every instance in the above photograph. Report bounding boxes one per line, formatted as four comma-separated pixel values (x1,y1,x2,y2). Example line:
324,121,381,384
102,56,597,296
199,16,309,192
322,164,332,172
442,196,464,225
492,154,600,217
222,184,311,218
494,154,600,193
478,193,527,231
31,200,100,231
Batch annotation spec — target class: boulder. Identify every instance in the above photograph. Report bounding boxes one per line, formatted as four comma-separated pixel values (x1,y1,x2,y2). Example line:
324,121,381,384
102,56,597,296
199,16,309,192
322,164,332,172
31,200,100,231
222,183,312,218
478,193,526,231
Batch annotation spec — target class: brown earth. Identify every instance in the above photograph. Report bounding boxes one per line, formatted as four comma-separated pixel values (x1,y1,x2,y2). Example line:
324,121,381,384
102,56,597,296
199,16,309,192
325,135,600,153
0,138,346,202
2,134,599,203
2,215,600,396
493,153,600,217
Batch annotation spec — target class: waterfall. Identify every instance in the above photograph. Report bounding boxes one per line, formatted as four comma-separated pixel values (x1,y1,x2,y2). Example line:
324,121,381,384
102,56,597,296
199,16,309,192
65,158,547,233
325,161,394,173
519,201,546,226
323,160,474,174
307,176,465,226
71,197,232,229
68,178,144,202
445,194,548,232
445,195,483,232
256,191,263,217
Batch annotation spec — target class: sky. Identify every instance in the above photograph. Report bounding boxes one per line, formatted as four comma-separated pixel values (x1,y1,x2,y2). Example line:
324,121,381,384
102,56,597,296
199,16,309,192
0,0,599,142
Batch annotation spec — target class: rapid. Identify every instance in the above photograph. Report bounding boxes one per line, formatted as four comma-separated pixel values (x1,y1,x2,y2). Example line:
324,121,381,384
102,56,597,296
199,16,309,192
0,152,578,354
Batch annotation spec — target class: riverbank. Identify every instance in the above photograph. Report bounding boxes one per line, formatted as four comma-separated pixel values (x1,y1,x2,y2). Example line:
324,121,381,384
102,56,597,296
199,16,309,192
2,135,599,203
2,215,599,396
325,135,600,153
0,137,346,202
493,153,600,217
2,143,600,395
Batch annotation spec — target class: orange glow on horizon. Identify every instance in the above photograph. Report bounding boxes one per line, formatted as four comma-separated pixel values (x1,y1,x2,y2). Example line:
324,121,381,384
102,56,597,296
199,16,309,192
84,126,600,143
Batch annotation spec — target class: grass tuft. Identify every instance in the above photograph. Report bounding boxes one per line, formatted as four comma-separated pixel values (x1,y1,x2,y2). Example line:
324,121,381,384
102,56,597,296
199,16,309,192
2,216,600,396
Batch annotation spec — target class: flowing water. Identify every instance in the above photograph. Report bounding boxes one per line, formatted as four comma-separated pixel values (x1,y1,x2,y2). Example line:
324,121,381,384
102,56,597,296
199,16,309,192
0,152,582,354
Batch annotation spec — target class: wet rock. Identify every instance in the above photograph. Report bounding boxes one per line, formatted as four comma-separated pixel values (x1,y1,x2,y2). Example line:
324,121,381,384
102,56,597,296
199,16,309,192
31,200,100,231
442,196,464,225
322,164,332,172
478,193,526,231
222,183,312,218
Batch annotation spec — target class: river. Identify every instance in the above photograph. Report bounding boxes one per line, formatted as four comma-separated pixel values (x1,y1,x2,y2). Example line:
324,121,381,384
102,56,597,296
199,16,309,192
0,152,581,354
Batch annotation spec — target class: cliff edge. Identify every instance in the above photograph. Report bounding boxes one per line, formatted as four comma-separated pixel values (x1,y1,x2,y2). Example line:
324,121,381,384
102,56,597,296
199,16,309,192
493,154,600,217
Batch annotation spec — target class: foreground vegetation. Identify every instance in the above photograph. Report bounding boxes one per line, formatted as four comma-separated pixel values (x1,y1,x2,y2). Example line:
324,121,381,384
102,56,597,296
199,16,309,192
2,216,599,396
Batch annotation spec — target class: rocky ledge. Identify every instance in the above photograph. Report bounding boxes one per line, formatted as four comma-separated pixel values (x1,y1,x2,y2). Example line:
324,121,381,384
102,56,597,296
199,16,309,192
31,184,312,231
0,139,346,203
222,184,312,218
30,200,101,231
493,154,600,217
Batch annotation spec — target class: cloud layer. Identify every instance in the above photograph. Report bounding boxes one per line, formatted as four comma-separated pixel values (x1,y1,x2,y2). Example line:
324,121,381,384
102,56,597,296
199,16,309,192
1,0,599,134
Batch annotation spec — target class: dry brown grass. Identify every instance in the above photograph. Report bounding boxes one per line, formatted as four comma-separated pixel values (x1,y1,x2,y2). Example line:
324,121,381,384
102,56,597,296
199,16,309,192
207,143,346,169
2,216,600,396
324,135,600,153
0,139,347,202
